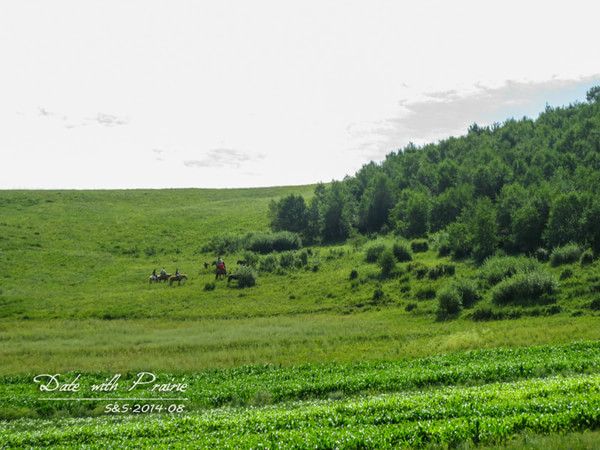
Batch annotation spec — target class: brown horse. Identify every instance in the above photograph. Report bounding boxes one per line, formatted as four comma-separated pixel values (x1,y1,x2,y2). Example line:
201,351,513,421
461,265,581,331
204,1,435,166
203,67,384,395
149,272,170,283
215,266,227,280
169,274,188,286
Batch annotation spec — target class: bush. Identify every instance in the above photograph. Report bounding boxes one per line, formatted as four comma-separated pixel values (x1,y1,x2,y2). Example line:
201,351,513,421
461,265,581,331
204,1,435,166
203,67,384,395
437,287,462,320
589,298,600,311
480,256,541,285
559,269,573,280
372,287,385,302
202,233,242,254
392,242,413,262
427,264,456,280
365,243,387,263
533,248,549,262
410,239,429,253
378,249,396,278
259,255,277,272
232,266,257,288
407,262,428,279
241,251,260,268
491,271,558,306
580,249,594,266
430,231,451,257
405,302,417,312
279,251,296,269
297,250,309,267
349,269,359,280
204,282,216,291
471,307,502,321
247,231,302,254
453,279,482,308
415,287,436,300
550,243,582,267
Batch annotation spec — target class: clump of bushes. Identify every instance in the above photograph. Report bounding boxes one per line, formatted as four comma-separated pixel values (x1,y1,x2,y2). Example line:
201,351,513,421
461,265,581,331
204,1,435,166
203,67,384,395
405,302,417,312
204,282,216,291
436,287,462,320
365,243,387,263
349,269,359,280
247,231,302,254
453,278,482,308
411,239,429,253
232,266,257,288
372,287,385,302
580,249,594,266
415,287,436,300
471,307,503,321
491,270,558,306
480,256,541,285
378,249,396,278
279,251,296,269
392,242,412,262
241,251,260,267
407,262,428,279
427,263,456,280
549,243,582,267
533,248,549,262
259,254,277,272
589,298,600,311
559,269,573,280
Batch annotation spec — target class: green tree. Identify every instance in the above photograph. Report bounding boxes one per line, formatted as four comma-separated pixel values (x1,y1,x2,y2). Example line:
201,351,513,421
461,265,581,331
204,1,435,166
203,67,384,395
544,192,586,248
469,198,498,262
392,190,430,238
586,86,600,103
358,173,395,232
269,194,308,234
321,181,354,242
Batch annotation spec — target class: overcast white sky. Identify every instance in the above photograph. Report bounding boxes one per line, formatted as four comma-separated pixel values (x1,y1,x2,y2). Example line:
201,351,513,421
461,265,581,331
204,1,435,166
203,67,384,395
1,1,599,189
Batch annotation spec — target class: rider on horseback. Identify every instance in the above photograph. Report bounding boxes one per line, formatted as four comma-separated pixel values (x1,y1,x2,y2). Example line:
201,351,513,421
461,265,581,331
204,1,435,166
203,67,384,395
160,267,167,277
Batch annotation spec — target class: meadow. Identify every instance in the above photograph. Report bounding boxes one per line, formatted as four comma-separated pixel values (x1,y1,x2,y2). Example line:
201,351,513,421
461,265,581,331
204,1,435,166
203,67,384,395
0,188,599,448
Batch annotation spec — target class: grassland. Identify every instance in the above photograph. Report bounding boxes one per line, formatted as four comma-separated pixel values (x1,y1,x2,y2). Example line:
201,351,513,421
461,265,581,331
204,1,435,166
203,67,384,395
0,188,599,447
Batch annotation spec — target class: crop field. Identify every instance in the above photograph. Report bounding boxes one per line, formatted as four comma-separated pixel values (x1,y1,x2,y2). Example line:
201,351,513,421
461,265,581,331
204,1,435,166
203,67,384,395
0,188,599,448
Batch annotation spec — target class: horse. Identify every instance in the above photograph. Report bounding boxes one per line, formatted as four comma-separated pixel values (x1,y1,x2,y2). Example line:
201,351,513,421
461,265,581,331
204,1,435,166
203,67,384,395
169,274,188,286
149,272,170,283
215,267,226,280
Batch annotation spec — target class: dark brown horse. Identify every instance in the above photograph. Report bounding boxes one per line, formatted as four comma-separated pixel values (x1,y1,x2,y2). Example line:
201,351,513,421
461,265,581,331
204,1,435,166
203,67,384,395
149,272,170,283
215,267,226,280
169,274,188,286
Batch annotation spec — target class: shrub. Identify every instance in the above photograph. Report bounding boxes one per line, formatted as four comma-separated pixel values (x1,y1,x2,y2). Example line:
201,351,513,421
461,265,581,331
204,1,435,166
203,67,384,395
590,298,600,311
392,242,413,262
559,269,573,280
405,302,417,312
427,263,456,280
580,249,594,266
415,287,436,300
241,251,260,267
437,287,462,320
349,269,359,280
480,256,541,285
247,231,302,254
279,251,296,269
144,247,157,257
232,266,257,288
311,263,320,272
365,243,387,263
372,287,385,302
410,239,429,253
202,233,242,254
407,262,428,279
378,249,396,278
533,248,549,262
204,282,216,291
259,255,277,272
430,231,451,257
549,243,582,267
453,279,482,308
297,250,309,267
471,307,502,321
491,271,558,306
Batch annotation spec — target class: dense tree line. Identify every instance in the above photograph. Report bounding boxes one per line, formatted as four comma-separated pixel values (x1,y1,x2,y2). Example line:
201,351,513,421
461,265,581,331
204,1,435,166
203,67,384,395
269,87,600,260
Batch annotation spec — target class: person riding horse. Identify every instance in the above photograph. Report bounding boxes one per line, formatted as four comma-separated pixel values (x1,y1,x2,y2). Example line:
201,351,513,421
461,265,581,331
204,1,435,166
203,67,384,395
215,257,227,280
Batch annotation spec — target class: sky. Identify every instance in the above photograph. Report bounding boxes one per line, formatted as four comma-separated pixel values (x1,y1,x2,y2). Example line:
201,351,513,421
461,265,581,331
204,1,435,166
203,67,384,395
1,1,599,189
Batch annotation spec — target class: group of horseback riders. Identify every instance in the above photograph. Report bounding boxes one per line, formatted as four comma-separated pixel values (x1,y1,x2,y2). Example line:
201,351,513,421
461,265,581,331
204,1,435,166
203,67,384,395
148,257,228,285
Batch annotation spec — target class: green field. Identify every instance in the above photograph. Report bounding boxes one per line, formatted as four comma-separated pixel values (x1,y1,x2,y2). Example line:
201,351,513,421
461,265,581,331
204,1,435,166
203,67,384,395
1,188,599,448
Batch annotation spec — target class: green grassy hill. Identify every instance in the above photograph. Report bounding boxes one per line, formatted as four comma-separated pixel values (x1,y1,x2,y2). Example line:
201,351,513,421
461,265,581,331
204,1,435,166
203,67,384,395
1,187,599,448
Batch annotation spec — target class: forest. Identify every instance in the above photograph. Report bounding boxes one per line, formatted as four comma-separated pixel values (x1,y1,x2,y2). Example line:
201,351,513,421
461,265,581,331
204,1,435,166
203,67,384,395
270,86,600,261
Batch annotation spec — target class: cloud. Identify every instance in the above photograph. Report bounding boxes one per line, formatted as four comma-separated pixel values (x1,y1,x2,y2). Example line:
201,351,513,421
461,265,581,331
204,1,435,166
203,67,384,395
152,148,166,161
348,75,600,161
184,148,265,169
91,113,129,127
